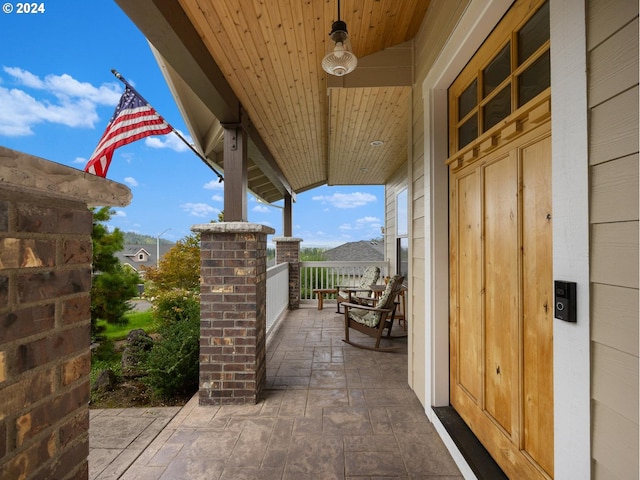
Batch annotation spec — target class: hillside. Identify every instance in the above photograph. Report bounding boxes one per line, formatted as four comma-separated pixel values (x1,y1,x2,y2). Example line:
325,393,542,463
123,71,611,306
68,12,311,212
122,232,174,245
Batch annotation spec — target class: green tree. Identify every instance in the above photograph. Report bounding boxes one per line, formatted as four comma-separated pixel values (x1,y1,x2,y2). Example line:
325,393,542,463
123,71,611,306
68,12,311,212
90,207,140,334
143,233,201,295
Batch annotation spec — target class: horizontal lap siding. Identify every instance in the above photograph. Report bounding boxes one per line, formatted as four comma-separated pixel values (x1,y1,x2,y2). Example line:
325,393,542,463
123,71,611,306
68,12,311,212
407,0,469,404
587,1,639,478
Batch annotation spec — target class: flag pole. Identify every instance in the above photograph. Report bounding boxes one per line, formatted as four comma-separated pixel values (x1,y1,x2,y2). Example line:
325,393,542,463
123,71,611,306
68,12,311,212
111,69,223,182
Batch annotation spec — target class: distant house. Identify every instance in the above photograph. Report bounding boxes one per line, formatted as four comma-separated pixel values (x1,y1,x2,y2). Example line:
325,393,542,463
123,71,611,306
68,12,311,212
324,240,384,262
116,244,173,277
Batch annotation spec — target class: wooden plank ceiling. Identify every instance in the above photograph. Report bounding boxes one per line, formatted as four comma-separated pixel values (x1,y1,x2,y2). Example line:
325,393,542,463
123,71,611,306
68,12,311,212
117,0,431,201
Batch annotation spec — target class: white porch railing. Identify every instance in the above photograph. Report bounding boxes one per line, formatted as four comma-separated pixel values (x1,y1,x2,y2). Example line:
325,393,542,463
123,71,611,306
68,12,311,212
266,262,289,334
299,261,390,300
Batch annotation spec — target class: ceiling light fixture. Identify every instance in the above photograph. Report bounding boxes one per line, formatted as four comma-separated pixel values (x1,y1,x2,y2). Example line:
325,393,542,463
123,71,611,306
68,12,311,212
370,140,384,147
322,0,357,77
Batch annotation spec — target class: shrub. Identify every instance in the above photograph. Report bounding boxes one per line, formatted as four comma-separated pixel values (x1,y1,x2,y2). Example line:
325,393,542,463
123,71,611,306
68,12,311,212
142,313,200,399
152,289,200,326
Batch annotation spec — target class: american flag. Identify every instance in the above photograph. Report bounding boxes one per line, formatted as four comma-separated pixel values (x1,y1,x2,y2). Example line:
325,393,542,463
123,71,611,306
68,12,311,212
84,86,173,177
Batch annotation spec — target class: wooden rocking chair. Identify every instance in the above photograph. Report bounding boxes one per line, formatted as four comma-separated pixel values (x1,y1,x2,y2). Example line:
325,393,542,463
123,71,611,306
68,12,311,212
335,265,380,313
342,275,406,352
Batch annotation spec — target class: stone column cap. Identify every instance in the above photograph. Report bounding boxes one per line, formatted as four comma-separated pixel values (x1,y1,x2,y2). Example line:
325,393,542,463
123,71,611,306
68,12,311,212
273,237,303,243
0,147,131,207
192,222,275,234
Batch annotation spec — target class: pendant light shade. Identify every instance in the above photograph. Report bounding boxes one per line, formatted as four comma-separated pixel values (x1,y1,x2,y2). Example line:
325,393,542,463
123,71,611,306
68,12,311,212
322,2,357,76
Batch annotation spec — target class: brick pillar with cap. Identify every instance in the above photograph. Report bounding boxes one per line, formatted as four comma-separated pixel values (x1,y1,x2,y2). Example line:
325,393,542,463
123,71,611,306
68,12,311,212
273,237,302,309
0,147,131,480
193,222,275,405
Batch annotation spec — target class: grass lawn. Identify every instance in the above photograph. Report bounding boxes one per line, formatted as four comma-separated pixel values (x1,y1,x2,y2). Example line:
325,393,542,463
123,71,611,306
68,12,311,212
96,310,157,342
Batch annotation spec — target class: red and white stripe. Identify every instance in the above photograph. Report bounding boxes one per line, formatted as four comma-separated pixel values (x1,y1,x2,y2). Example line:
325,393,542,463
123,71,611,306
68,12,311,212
85,96,172,177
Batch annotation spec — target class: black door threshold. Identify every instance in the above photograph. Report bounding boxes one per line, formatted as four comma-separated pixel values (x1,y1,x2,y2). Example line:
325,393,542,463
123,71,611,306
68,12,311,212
433,406,508,480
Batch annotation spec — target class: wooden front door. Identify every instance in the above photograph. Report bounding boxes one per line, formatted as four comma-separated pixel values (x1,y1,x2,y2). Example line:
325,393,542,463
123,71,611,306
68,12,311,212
449,126,553,479
447,1,553,479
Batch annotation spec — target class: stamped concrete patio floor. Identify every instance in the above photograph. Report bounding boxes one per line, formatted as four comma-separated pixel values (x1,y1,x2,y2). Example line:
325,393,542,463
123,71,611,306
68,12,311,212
90,303,462,479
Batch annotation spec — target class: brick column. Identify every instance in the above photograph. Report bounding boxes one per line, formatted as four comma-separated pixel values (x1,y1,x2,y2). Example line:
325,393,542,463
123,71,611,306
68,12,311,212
273,237,302,309
0,147,131,480
193,222,275,406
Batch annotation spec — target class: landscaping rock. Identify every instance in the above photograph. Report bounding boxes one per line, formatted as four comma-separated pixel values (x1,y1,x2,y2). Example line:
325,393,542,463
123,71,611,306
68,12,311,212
92,369,118,393
121,329,154,378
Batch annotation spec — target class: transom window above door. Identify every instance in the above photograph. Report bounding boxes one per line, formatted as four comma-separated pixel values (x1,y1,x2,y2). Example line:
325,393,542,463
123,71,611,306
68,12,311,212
449,0,550,155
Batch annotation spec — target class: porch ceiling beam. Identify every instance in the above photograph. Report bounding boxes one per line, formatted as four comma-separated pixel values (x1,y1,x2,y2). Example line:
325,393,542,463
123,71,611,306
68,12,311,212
247,137,296,202
115,0,239,122
115,0,294,201
327,41,413,89
202,120,225,159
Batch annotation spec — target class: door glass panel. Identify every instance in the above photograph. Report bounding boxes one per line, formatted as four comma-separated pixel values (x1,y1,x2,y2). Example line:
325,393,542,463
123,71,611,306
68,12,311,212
483,85,511,131
518,50,550,106
517,1,549,65
458,114,478,150
483,43,510,97
459,79,477,120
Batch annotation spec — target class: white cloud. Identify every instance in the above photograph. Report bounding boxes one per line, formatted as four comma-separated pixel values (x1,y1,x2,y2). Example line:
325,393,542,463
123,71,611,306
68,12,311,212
338,217,382,233
355,216,382,231
120,152,135,163
3,68,122,104
5,67,43,88
123,177,138,187
203,179,224,191
252,205,269,213
73,157,86,164
356,216,381,225
180,202,220,217
211,194,224,202
0,67,121,136
0,87,98,135
113,210,127,217
311,192,376,209
144,130,190,152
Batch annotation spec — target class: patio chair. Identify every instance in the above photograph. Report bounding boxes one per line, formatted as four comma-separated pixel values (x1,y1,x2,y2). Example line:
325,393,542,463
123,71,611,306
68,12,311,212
342,274,406,352
335,265,380,313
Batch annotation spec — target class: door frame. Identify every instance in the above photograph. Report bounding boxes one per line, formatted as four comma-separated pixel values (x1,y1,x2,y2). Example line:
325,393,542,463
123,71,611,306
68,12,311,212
419,1,591,478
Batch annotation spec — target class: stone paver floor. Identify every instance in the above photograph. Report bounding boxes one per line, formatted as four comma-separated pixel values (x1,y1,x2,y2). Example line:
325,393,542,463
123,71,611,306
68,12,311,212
90,303,462,479
89,407,181,479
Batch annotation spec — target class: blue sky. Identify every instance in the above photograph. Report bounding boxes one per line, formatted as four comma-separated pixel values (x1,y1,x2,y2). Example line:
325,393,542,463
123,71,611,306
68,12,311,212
0,1,384,247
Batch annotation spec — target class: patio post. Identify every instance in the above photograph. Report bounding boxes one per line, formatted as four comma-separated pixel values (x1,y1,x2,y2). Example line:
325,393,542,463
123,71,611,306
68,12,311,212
222,123,248,222
193,222,275,405
273,237,302,309
283,193,292,236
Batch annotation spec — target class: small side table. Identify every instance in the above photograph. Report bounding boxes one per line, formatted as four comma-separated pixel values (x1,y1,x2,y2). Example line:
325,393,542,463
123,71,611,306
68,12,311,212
312,288,336,310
